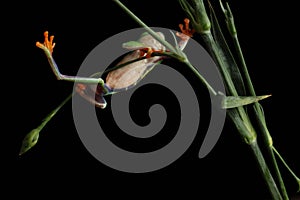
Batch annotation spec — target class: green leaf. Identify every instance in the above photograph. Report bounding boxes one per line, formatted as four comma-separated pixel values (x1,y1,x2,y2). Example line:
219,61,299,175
222,94,271,109
209,3,246,96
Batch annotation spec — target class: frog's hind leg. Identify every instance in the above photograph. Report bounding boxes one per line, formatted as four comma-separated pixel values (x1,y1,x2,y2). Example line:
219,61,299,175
36,31,103,85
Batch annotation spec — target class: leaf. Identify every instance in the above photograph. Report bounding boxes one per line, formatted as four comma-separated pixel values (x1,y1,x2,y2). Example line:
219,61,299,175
222,94,271,109
209,3,246,96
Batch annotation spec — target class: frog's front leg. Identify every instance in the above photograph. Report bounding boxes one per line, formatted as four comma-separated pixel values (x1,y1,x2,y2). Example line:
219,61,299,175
36,31,103,85
36,31,110,109
176,18,195,50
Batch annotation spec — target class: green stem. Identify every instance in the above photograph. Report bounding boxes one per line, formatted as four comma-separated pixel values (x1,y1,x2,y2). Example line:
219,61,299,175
232,27,289,200
155,50,218,96
202,29,282,199
201,32,253,132
113,0,177,53
219,2,289,198
250,140,283,200
201,32,238,96
19,93,73,155
228,108,282,199
40,93,73,128
273,147,300,192
182,57,217,95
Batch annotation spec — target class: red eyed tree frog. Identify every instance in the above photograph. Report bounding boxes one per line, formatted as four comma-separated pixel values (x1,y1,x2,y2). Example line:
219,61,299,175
19,19,196,155
35,19,194,109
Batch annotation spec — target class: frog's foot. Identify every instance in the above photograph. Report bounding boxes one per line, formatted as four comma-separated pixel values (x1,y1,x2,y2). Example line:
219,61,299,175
139,47,166,58
176,18,195,40
175,18,195,50
36,31,55,54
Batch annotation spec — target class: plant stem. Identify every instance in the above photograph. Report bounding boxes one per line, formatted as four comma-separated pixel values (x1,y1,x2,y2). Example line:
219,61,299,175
228,108,282,199
219,2,289,198
19,93,73,155
201,33,237,97
250,140,283,200
201,32,252,128
273,147,300,192
202,30,282,199
232,26,289,200
113,0,177,53
40,93,73,129
182,58,217,95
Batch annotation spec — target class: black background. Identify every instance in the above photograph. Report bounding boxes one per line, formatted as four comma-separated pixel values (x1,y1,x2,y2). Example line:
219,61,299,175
5,0,300,199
